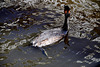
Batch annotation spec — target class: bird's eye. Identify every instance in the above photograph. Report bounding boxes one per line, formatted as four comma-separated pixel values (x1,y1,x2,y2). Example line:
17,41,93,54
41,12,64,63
64,10,67,14
68,10,70,13
65,10,70,14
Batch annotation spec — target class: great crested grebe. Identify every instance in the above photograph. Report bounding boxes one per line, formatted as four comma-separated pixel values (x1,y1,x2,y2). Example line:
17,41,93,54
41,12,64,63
32,5,70,58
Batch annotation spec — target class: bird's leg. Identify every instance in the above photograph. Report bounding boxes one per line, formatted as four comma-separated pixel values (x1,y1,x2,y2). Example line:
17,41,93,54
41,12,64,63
39,47,52,58
39,47,48,57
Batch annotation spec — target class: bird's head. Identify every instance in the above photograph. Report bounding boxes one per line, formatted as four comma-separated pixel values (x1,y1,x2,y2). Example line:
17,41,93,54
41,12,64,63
64,5,70,17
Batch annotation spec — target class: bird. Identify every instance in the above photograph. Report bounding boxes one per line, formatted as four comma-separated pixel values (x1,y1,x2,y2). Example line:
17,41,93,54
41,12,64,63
31,5,70,58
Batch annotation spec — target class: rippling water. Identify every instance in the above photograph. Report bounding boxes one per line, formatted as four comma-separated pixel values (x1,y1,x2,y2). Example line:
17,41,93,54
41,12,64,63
0,0,100,67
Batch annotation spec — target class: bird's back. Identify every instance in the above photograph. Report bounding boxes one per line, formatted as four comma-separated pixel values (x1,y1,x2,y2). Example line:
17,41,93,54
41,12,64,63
32,28,67,47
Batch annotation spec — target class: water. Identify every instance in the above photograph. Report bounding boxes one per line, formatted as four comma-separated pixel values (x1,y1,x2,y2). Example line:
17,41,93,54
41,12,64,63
0,0,100,67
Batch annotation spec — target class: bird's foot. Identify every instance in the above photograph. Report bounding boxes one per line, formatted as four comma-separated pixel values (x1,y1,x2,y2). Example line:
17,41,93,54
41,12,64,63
39,47,52,59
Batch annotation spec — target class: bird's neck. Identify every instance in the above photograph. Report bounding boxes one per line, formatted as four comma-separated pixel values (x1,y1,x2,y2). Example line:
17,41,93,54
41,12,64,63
62,15,68,31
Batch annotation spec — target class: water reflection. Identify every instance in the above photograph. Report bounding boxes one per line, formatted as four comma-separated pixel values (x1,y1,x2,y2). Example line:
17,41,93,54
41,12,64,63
0,0,100,67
